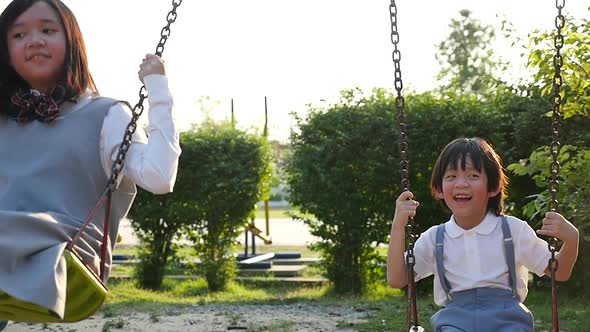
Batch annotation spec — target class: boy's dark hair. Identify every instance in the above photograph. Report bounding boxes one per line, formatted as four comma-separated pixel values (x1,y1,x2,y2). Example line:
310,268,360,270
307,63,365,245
430,137,508,215
0,0,97,112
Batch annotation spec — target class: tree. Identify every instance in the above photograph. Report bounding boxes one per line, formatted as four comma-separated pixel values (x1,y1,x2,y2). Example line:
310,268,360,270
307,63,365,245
287,88,399,294
436,10,500,96
128,133,201,290
527,13,590,118
285,86,572,294
184,121,272,291
128,190,190,290
507,146,590,295
506,12,590,295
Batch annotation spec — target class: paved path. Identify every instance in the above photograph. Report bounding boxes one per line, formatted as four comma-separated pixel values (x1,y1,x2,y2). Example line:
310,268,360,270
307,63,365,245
118,218,319,247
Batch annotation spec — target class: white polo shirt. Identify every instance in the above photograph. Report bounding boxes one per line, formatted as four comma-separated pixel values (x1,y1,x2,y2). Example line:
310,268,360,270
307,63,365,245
411,213,551,306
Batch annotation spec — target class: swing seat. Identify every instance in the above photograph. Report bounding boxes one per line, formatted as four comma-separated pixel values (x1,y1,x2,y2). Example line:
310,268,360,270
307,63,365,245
0,250,107,323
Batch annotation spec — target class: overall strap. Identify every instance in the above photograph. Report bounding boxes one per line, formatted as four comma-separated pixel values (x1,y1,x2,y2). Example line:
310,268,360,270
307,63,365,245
501,216,520,300
435,224,453,300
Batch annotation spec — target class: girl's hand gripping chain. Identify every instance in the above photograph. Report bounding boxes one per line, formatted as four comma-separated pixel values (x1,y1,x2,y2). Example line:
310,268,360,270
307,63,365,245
138,53,166,83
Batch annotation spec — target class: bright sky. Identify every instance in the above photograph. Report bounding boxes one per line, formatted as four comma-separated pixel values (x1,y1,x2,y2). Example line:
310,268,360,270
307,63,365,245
2,1,588,141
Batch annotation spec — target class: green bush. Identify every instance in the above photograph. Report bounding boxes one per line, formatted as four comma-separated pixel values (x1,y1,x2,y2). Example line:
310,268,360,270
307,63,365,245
184,121,271,291
128,132,209,290
508,146,590,295
128,192,189,290
286,88,399,294
286,85,587,294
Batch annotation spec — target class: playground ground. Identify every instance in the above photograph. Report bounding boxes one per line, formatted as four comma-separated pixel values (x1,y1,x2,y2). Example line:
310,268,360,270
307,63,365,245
6,213,587,331
7,303,368,331
6,218,351,331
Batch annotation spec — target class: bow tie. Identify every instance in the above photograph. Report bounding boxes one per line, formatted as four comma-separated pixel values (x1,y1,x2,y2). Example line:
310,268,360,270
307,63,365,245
9,86,66,123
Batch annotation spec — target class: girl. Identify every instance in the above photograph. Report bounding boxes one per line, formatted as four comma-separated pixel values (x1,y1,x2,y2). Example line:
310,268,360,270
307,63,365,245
387,137,579,331
0,0,181,327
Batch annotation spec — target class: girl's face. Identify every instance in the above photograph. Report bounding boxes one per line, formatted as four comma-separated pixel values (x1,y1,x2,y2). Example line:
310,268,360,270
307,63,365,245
6,1,66,92
436,155,499,229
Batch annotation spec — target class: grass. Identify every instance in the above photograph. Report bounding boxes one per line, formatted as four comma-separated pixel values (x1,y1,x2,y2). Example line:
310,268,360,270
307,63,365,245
104,278,329,311
253,205,315,220
352,285,590,331
101,278,589,331
254,206,294,219
101,318,127,332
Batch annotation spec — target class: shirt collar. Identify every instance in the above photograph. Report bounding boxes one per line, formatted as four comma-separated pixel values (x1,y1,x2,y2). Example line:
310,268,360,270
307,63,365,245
56,91,95,118
445,212,500,238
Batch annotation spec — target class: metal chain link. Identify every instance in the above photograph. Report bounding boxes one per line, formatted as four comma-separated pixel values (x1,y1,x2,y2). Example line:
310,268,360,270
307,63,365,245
548,0,564,277
389,2,422,331
107,0,182,192
548,1,565,331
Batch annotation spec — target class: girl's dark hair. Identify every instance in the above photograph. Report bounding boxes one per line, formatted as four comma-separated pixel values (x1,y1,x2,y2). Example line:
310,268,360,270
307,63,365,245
0,0,97,112
430,137,509,215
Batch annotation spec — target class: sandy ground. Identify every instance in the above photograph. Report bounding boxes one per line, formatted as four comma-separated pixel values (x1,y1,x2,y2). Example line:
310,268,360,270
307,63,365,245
5,303,373,332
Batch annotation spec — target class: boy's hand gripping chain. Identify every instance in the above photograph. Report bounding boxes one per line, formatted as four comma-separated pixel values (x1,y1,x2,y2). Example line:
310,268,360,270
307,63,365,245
547,1,565,331
68,0,183,282
389,2,423,331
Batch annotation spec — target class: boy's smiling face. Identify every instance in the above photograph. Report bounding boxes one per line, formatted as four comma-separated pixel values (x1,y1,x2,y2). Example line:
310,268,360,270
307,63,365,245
436,155,499,229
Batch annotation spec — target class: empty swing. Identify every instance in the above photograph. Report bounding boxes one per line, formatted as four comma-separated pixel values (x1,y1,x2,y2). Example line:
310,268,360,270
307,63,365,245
0,0,182,323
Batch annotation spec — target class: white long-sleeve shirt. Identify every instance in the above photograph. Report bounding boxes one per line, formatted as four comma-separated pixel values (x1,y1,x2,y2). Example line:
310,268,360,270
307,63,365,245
58,74,181,194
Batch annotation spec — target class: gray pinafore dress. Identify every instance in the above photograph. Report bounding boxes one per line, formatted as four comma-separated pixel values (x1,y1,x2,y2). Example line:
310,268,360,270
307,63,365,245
0,97,136,318
430,216,534,331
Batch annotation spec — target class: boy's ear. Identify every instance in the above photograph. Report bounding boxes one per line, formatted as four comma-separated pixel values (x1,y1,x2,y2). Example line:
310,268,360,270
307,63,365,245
488,187,501,198
435,190,444,199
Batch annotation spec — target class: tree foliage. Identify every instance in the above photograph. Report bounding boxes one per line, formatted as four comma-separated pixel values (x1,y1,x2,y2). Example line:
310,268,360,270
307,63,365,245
527,13,590,118
184,121,272,291
506,11,590,295
287,88,399,294
286,82,590,294
436,9,500,95
128,141,200,290
508,146,590,294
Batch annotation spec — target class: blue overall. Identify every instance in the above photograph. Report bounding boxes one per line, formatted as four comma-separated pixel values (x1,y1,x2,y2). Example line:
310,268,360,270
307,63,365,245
430,216,534,332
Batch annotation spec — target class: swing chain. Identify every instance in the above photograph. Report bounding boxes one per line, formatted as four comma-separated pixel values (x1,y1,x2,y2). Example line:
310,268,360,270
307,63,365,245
156,0,183,57
389,0,410,208
548,0,565,258
389,2,421,331
107,0,183,192
547,1,565,331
